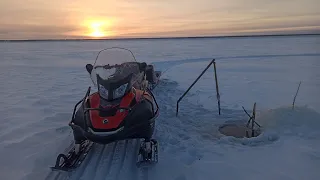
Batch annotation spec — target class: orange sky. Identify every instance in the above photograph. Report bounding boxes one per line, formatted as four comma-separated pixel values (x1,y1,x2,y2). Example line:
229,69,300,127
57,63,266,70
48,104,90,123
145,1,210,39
0,0,319,40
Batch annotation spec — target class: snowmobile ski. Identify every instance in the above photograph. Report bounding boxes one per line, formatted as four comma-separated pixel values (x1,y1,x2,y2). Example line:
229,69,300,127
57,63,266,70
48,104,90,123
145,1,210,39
136,139,158,167
51,140,94,172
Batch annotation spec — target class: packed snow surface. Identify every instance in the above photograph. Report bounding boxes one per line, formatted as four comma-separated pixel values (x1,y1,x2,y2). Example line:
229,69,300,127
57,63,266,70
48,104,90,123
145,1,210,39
0,35,319,180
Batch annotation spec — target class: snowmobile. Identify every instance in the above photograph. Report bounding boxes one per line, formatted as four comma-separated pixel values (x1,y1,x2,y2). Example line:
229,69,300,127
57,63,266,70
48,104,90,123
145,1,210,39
51,47,161,171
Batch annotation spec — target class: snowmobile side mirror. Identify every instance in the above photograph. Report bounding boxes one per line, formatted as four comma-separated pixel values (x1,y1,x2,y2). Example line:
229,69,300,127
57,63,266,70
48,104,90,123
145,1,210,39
139,62,147,72
86,64,93,74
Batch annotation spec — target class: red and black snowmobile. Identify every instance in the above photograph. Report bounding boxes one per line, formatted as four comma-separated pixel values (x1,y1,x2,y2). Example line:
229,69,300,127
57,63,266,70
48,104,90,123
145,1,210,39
52,47,161,171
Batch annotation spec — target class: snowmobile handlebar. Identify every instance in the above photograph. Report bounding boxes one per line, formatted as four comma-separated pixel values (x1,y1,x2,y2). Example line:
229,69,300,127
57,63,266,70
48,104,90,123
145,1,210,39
86,62,148,75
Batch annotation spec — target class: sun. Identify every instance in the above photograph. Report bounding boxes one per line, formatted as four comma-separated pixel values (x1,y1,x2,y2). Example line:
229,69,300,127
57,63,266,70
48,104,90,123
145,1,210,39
84,20,113,38
91,30,104,37
89,22,105,38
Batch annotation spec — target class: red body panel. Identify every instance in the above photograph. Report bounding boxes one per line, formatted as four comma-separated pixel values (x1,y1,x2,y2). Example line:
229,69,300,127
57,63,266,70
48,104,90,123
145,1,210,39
89,92,134,130
88,89,150,130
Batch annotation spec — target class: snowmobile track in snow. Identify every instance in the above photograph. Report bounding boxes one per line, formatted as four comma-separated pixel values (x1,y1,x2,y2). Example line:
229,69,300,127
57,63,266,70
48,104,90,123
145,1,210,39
46,139,150,180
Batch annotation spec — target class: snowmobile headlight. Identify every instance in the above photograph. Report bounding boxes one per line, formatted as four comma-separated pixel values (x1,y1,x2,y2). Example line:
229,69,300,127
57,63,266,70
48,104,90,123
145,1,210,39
113,83,128,99
98,84,109,99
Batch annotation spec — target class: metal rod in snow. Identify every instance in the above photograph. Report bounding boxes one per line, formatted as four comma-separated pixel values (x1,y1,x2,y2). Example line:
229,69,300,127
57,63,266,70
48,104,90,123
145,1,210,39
176,59,215,116
213,61,221,115
292,81,302,110
244,104,261,128
251,102,256,137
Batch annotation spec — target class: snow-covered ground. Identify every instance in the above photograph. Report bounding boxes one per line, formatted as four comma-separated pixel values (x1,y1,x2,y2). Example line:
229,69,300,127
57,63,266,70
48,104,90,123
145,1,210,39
0,35,319,180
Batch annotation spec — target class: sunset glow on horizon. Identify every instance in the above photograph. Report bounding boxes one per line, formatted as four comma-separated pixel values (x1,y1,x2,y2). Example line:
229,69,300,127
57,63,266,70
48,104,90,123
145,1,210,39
0,0,319,40
82,19,114,38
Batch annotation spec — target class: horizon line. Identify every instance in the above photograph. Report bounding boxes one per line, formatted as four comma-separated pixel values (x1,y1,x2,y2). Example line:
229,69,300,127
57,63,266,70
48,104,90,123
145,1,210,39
1,33,319,42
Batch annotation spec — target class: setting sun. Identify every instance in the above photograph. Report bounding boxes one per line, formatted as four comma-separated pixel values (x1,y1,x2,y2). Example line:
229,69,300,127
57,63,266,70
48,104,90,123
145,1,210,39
83,19,114,38
89,22,105,37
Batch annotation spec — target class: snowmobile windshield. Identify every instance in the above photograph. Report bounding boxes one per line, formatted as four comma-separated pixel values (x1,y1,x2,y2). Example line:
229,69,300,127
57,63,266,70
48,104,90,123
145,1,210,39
90,47,143,102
